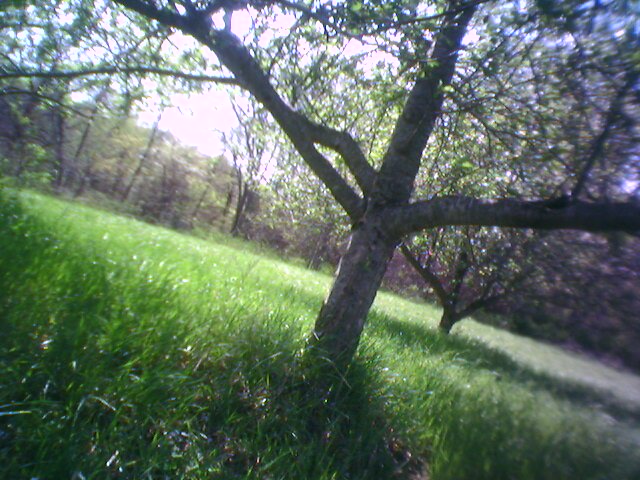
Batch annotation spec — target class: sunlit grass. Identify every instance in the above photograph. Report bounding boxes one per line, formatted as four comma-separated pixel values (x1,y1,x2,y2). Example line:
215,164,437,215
2,189,640,479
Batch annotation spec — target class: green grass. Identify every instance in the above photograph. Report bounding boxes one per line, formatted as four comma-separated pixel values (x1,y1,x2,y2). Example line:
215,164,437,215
2,189,640,479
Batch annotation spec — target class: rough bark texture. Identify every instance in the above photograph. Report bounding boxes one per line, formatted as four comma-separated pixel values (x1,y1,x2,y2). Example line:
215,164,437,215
309,211,398,366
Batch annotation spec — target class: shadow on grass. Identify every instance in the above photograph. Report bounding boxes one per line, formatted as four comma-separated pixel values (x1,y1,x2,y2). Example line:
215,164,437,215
371,311,640,422
194,327,427,480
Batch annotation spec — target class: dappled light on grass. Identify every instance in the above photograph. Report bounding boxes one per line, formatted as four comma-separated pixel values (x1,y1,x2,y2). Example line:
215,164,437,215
2,190,640,479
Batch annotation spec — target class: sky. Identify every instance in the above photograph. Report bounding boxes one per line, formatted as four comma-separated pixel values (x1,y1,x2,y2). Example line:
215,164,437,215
138,90,236,157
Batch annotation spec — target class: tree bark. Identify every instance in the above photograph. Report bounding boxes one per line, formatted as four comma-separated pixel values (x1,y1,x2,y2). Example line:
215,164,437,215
438,308,458,334
308,211,398,367
387,197,640,236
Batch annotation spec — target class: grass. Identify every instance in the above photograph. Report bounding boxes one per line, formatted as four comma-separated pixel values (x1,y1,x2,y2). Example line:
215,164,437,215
1,188,640,479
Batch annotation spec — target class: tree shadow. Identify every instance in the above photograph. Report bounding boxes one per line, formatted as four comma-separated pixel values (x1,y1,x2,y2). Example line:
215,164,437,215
370,310,640,422
196,322,428,479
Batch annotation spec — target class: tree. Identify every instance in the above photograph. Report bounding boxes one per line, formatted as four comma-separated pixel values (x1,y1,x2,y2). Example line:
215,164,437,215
17,0,640,369
221,96,277,236
401,226,539,333
489,230,640,371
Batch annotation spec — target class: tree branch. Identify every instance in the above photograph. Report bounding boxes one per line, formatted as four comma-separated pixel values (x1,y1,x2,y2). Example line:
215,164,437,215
113,0,193,31
457,293,503,319
0,66,242,85
571,68,639,199
387,197,640,237
113,0,365,220
0,87,91,118
374,2,477,204
300,117,376,194
400,243,450,306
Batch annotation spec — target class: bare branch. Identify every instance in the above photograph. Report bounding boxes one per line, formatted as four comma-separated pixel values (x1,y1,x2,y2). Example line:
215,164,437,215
0,87,91,118
571,68,639,199
400,243,450,306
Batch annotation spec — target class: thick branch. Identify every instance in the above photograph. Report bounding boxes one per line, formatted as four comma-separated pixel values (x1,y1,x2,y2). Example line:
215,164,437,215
374,2,477,204
203,29,364,217
301,117,376,194
113,0,365,219
113,0,193,31
457,293,503,319
400,243,450,306
0,66,241,85
387,197,640,237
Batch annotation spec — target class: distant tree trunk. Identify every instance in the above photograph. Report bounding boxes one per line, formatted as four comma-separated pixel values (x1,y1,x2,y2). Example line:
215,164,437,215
110,150,129,196
222,188,233,218
191,183,211,220
71,86,109,194
230,187,249,236
230,168,248,236
121,110,162,201
52,104,67,188
307,225,330,270
439,307,459,334
11,88,45,179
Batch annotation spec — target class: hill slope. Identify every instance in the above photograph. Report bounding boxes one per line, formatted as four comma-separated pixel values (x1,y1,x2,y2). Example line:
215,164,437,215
1,189,640,479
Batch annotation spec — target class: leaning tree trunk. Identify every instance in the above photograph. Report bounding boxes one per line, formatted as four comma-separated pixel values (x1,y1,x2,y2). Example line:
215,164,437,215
308,213,397,368
438,307,459,334
230,184,248,236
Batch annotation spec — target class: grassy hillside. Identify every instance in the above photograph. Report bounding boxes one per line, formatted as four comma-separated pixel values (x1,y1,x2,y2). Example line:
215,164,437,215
2,189,640,479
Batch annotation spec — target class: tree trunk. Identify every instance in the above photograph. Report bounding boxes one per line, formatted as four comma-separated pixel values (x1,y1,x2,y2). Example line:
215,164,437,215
52,105,67,189
121,110,161,201
231,183,248,236
308,214,397,367
191,183,211,220
438,308,458,334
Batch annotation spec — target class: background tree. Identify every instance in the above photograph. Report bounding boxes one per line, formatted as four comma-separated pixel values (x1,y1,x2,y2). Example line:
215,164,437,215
221,96,277,236
400,227,539,333
490,230,640,370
